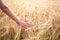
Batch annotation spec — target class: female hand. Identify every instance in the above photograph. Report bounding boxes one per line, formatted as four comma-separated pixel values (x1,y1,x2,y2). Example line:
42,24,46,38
0,0,31,28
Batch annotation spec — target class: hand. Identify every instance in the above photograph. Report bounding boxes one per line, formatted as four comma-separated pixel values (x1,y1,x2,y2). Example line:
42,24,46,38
19,20,31,28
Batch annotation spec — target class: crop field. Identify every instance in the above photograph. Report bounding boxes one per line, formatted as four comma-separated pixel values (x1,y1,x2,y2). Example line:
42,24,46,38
0,0,60,40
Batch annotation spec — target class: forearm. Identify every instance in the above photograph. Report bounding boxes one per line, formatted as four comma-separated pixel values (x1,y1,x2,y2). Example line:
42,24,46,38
0,0,31,28
2,7,21,24
0,0,21,24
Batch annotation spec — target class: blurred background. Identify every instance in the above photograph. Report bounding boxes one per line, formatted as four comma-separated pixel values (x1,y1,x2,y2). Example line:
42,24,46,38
0,0,60,40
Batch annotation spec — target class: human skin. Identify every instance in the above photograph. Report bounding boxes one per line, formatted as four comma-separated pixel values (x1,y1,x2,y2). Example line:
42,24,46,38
0,0,31,28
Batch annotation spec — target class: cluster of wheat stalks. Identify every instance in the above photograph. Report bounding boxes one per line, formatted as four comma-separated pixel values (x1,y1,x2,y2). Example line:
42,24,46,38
0,0,60,40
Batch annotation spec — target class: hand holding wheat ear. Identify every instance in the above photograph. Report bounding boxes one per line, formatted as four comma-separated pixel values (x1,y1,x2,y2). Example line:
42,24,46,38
0,0,31,28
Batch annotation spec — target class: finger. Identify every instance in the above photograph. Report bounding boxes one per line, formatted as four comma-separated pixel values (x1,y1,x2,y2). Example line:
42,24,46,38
19,21,31,28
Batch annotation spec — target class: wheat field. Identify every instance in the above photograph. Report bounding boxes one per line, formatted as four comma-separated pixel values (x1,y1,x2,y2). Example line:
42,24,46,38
0,0,60,40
